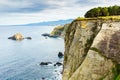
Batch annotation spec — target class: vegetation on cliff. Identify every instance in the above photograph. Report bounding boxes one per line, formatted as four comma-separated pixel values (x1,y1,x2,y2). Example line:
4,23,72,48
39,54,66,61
85,5,120,18
75,16,120,22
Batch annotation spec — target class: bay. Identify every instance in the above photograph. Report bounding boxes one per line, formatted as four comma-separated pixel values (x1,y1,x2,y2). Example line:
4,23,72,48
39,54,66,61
0,26,64,80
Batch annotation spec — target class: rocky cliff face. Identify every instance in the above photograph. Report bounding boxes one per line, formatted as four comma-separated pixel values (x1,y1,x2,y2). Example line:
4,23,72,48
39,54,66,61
62,18,120,80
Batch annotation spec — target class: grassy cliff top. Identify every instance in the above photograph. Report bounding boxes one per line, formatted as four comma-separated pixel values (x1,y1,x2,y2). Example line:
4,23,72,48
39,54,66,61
75,16,120,21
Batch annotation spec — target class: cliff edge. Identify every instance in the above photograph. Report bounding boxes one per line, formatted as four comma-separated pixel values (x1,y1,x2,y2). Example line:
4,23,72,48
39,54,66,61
62,16,120,80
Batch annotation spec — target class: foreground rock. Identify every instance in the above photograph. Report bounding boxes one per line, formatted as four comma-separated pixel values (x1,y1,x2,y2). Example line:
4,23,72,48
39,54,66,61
63,17,120,80
8,33,24,40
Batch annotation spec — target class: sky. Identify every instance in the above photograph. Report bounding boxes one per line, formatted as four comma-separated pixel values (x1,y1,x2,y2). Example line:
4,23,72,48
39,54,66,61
0,0,120,25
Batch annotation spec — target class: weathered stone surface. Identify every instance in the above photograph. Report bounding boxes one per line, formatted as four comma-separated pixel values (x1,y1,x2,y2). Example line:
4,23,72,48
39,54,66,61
62,20,120,80
63,20,101,80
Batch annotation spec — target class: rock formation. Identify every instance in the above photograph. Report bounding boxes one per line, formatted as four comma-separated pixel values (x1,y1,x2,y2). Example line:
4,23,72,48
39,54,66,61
58,52,64,58
50,24,70,38
62,17,120,80
8,33,24,40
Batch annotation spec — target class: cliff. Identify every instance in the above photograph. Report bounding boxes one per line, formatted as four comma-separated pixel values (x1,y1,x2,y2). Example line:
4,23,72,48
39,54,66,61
62,16,120,80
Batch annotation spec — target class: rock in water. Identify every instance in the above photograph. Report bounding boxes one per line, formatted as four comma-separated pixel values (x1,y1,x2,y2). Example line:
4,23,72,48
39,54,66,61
58,52,64,58
41,33,50,37
8,33,24,40
25,37,32,40
40,62,52,65
54,62,62,66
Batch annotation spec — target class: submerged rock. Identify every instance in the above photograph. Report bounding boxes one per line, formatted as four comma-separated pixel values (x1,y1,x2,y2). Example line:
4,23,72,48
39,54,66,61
41,33,59,38
40,62,52,65
8,33,24,40
25,37,32,40
41,33,50,37
54,62,62,66
41,77,45,80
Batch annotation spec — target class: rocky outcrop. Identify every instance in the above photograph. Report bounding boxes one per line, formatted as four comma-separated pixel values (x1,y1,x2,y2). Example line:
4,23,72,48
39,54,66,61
8,33,32,40
62,18,120,80
8,33,24,40
50,24,70,38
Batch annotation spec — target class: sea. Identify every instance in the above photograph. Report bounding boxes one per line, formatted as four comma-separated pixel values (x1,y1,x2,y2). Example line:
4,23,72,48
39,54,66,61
0,25,64,80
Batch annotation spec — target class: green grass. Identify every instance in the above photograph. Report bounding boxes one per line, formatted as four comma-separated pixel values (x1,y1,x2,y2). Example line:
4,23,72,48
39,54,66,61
113,64,120,80
75,16,120,21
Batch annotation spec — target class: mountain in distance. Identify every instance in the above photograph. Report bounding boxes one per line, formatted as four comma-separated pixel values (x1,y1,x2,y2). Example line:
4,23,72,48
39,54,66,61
19,19,73,26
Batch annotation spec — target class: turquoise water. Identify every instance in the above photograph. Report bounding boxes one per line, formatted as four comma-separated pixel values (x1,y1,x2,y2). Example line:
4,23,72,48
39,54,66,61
0,26,64,80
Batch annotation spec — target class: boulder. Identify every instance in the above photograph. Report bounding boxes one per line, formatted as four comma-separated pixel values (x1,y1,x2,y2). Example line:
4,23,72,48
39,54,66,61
58,52,64,58
8,33,24,40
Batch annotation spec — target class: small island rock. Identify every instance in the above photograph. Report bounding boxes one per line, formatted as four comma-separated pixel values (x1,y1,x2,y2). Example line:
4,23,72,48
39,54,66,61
8,33,24,40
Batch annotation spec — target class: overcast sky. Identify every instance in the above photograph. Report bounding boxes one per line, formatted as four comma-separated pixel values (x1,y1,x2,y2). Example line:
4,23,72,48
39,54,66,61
0,0,120,25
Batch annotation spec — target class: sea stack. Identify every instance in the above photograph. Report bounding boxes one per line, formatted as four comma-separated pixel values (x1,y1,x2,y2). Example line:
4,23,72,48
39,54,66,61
8,33,24,40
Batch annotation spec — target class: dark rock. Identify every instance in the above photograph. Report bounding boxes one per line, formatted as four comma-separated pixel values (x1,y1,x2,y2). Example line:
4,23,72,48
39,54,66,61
41,33,59,38
58,52,64,58
40,62,52,65
54,62,62,66
49,35,59,38
8,37,13,39
41,77,45,80
41,33,50,37
25,37,32,40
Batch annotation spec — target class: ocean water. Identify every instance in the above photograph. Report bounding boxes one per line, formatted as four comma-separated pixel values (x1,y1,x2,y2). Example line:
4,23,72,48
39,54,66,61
0,26,64,80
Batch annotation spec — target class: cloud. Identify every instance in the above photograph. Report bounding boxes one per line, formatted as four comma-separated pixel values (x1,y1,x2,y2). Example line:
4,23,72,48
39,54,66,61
0,0,49,13
0,0,120,25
